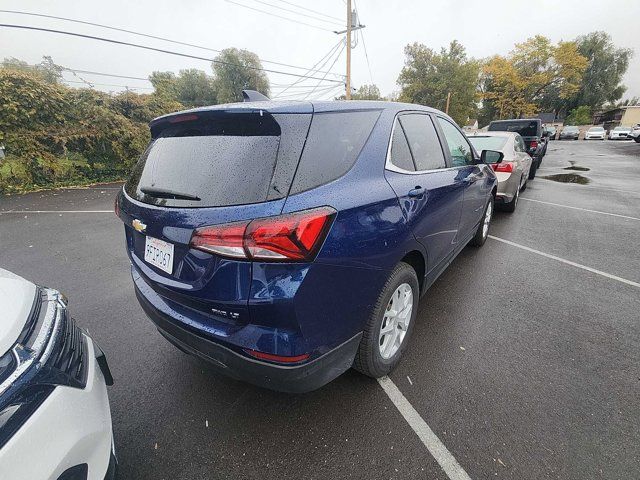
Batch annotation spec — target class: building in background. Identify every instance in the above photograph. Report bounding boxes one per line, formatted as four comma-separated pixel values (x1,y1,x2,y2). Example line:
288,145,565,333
594,106,640,130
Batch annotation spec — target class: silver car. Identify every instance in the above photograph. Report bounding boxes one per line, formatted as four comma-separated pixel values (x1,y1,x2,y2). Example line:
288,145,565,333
469,132,532,213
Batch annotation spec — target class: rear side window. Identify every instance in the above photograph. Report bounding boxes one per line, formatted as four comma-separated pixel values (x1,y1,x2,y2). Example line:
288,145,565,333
398,114,446,171
289,110,381,194
124,112,310,207
389,122,415,171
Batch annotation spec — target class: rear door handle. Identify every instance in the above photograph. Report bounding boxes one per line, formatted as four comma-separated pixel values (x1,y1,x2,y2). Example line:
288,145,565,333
408,186,426,198
463,174,478,184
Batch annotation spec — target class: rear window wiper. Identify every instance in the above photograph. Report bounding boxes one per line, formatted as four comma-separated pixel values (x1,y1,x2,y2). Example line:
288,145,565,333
140,187,201,201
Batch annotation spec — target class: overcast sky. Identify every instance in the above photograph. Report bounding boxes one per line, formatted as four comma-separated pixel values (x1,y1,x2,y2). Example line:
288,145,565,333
1,0,638,103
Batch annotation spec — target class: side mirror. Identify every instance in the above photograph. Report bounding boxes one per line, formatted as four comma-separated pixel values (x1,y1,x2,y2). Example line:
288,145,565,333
481,150,504,164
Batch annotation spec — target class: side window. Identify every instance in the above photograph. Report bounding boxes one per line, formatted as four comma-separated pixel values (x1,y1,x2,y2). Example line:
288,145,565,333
389,121,415,171
436,117,474,167
515,135,524,152
398,114,446,171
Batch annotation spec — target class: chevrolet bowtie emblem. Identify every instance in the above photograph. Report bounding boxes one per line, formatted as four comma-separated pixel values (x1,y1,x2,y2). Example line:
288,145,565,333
132,219,147,233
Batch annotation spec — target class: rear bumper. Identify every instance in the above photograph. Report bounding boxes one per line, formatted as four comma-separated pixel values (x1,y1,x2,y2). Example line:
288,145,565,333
134,284,362,393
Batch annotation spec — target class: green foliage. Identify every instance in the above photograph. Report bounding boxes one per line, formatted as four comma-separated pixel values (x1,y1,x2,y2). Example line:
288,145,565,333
212,48,270,103
337,84,384,101
397,41,480,125
565,105,592,125
480,36,587,123
0,66,179,193
149,69,217,107
1,56,63,84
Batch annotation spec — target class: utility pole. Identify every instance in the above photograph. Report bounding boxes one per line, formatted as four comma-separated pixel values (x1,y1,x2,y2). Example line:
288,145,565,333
346,0,352,100
334,2,364,100
445,91,451,115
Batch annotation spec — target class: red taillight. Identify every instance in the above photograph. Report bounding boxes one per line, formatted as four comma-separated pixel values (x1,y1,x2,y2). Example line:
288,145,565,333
491,161,515,173
190,220,248,258
190,207,336,262
529,140,538,149
245,349,310,363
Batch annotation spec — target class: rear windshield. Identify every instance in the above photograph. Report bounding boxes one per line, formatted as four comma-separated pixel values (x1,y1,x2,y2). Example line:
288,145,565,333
125,112,310,207
488,120,539,137
468,136,508,151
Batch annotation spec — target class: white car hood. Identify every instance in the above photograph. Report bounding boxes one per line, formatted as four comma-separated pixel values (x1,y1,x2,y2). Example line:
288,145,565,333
0,269,37,356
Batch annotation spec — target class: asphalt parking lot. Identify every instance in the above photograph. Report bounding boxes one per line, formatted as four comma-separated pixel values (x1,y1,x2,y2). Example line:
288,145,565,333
1,139,639,479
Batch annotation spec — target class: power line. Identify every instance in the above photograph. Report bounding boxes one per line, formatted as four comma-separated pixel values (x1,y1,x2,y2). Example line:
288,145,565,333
304,42,346,99
353,1,373,85
0,9,342,77
270,0,343,22
62,68,150,82
63,79,153,90
0,24,345,84
274,38,344,98
245,0,343,26
222,0,334,32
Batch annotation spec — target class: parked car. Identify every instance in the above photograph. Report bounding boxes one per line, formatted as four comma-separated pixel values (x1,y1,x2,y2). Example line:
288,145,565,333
608,126,632,140
487,118,545,179
559,125,580,140
0,269,115,479
116,96,498,393
469,132,532,212
629,124,640,143
544,125,557,140
584,126,606,140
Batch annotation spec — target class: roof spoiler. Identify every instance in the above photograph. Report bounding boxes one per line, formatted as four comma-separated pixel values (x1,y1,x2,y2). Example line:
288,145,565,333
242,90,270,102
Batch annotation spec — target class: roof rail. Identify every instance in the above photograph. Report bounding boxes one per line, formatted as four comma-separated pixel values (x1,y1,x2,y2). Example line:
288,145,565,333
242,90,270,102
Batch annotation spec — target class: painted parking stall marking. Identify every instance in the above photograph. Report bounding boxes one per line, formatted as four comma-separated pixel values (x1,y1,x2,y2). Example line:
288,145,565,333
519,198,640,221
489,235,640,289
378,376,473,480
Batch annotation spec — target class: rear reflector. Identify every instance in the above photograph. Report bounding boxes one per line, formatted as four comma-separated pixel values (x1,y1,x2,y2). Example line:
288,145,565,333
245,349,310,363
491,161,515,173
190,206,336,262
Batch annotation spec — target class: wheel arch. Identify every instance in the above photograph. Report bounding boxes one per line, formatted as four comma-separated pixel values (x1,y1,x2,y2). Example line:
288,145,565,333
400,250,426,295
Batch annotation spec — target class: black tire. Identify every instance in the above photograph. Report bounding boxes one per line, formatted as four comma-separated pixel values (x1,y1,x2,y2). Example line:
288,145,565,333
520,178,528,191
503,182,520,213
470,196,494,247
528,160,538,180
635,137,640,143
353,262,419,378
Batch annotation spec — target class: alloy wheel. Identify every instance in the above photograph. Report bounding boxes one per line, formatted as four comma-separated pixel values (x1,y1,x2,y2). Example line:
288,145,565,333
379,283,414,359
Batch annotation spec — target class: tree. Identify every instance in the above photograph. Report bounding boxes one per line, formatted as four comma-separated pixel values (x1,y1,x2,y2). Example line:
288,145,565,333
480,36,587,123
568,32,632,111
397,41,480,125
1,55,63,84
480,55,537,123
212,48,270,103
565,106,592,125
337,84,384,100
510,36,587,110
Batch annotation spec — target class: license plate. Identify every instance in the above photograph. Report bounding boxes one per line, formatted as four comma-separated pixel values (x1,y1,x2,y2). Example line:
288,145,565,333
144,236,174,274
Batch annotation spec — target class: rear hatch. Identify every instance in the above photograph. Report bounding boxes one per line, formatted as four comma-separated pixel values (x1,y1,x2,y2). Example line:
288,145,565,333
489,120,541,150
118,105,313,323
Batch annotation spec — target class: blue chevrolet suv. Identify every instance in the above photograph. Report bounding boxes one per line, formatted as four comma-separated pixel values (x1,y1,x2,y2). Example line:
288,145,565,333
116,97,498,393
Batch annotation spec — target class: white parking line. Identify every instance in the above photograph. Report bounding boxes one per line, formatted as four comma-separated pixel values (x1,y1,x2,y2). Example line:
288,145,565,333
0,210,112,214
489,235,640,289
520,198,640,221
377,376,472,480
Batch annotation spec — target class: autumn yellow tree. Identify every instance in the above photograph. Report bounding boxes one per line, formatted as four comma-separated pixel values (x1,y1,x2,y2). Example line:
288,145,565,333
480,36,587,123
